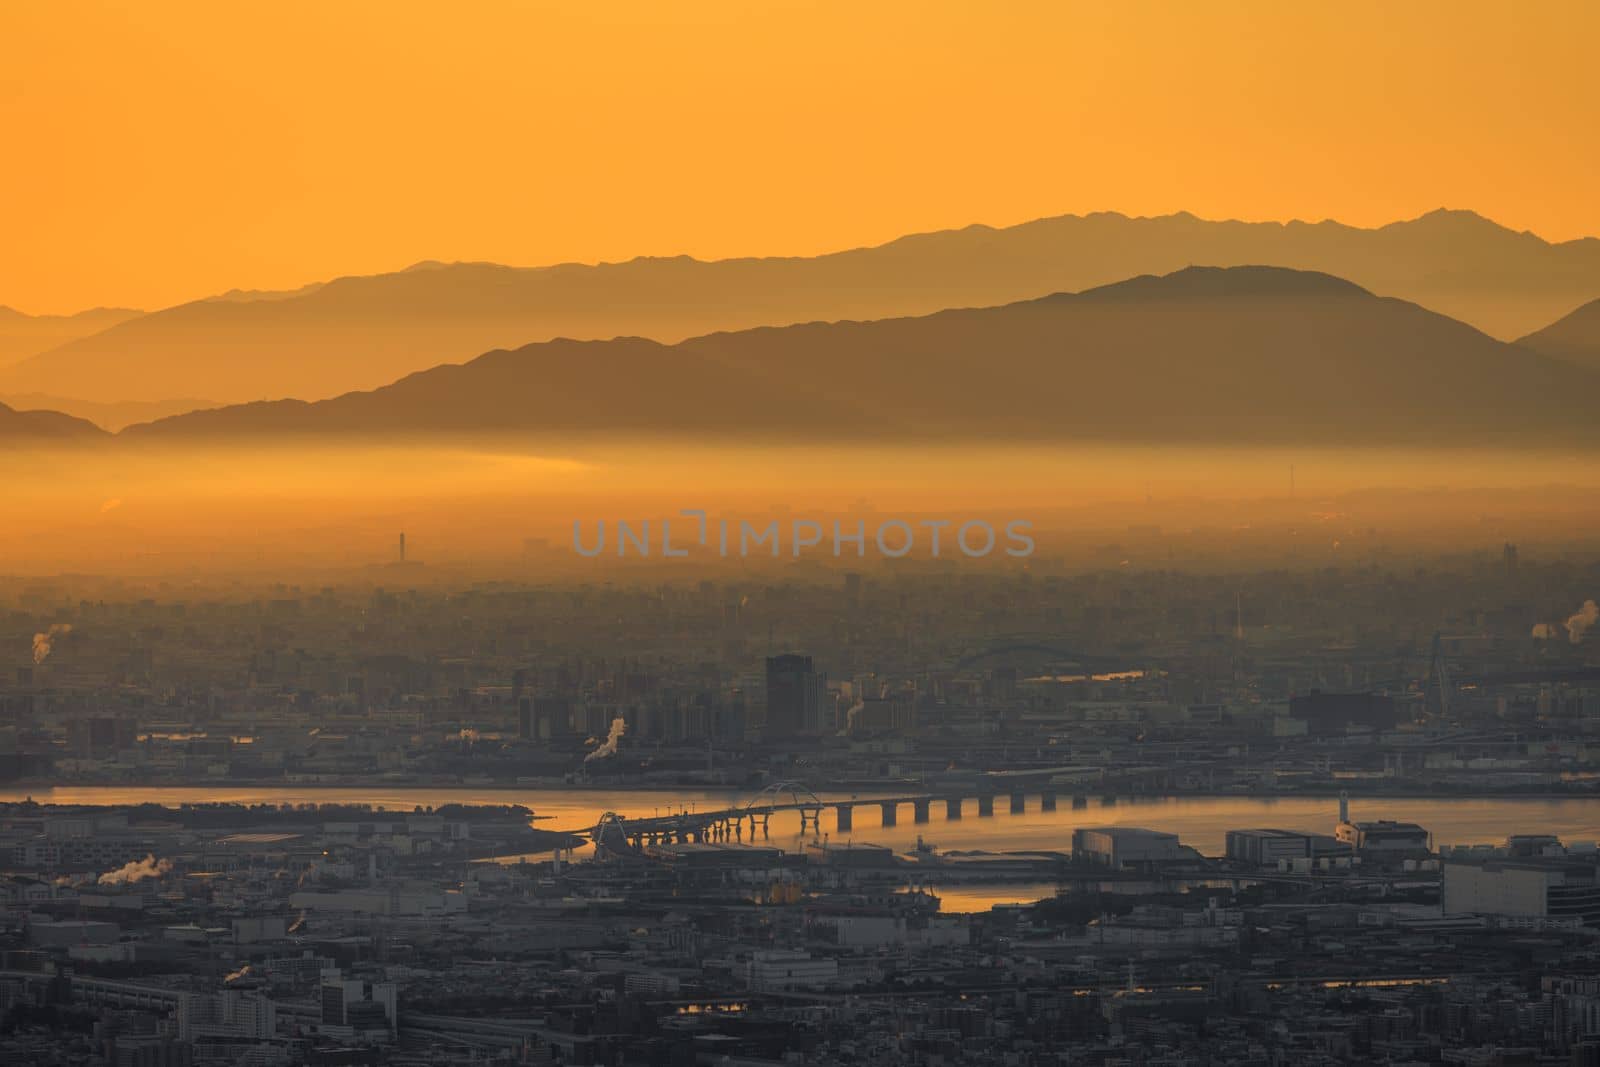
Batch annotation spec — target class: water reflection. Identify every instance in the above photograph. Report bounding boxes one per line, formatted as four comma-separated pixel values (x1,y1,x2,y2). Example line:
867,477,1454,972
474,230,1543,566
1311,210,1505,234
7,785,1599,913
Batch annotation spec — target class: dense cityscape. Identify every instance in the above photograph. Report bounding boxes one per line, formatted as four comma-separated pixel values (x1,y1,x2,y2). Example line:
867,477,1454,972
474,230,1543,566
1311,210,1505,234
6,5,1600,1063
2,535,1599,1065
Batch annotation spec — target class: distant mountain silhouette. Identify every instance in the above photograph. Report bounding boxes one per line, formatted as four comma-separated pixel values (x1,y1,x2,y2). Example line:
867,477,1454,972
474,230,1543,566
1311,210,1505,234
0,393,220,433
1518,297,1600,369
10,209,1600,405
0,400,108,443
0,305,142,369
122,266,1600,446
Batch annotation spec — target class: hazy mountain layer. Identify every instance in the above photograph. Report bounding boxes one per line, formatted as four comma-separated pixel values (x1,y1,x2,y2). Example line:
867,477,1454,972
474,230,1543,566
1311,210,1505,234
9,209,1600,404
1517,297,1600,369
122,266,1600,446
0,400,109,443
0,305,142,369
0,393,220,433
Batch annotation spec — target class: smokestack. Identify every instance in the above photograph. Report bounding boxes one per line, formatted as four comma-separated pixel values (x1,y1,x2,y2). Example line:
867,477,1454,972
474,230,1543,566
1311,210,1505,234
399,532,406,563
1338,790,1349,824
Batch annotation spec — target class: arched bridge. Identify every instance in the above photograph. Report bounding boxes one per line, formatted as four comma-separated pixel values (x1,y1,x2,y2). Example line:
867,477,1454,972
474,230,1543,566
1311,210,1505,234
585,772,1129,853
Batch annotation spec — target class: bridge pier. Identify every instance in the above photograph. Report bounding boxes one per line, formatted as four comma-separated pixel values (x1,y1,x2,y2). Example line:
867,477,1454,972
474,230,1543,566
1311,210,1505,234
945,797,963,820
1040,790,1057,812
880,802,898,827
913,799,930,824
977,795,995,817
1010,792,1025,815
836,804,853,832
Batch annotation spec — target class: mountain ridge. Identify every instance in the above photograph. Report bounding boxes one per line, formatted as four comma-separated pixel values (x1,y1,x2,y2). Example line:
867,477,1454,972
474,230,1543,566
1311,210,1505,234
117,265,1600,448
0,305,144,370
1517,297,1600,369
11,208,1600,407
0,400,109,443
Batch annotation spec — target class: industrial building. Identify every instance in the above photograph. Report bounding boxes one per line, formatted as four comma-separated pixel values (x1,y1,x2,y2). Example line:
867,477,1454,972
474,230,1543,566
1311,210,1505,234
1224,828,1343,867
1334,794,1430,853
1289,690,1399,736
1336,819,1431,852
1072,826,1193,869
1442,859,1600,925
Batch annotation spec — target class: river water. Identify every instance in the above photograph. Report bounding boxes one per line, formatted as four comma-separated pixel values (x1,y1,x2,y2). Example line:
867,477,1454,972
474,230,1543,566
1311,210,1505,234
6,785,1598,858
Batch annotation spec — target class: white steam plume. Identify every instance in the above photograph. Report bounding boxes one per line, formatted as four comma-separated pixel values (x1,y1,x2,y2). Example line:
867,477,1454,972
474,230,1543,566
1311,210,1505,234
98,854,172,885
32,623,72,665
1566,600,1599,645
585,717,627,762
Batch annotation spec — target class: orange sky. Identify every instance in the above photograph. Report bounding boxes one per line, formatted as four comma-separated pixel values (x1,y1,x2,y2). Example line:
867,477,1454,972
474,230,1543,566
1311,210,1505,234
2,0,1597,315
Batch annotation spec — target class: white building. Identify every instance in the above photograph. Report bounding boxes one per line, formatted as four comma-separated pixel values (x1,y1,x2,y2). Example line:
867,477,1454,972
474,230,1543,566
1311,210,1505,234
743,950,840,991
178,989,277,1042
1072,827,1190,868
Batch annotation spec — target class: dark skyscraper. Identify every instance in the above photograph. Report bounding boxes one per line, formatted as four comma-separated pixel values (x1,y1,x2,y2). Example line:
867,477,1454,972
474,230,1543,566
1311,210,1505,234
765,653,820,738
